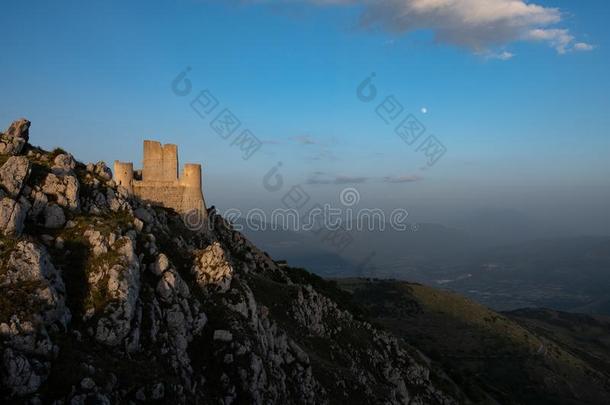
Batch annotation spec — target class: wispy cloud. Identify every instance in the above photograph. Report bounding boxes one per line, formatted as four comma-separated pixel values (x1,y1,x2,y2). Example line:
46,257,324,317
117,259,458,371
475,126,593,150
306,172,422,185
480,50,515,61
383,174,423,183
245,0,594,57
307,172,368,185
574,42,595,52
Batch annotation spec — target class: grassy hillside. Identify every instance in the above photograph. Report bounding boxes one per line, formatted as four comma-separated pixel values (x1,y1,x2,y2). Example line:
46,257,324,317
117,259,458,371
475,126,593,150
337,278,610,404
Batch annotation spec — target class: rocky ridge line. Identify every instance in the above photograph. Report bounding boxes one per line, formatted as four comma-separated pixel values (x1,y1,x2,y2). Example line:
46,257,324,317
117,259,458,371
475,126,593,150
0,119,461,404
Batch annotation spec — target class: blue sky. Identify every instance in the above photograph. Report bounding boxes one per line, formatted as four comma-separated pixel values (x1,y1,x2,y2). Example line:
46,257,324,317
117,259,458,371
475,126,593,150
1,0,609,234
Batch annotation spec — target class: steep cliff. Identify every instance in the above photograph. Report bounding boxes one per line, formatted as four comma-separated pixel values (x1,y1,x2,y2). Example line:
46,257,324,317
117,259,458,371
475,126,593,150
0,119,462,404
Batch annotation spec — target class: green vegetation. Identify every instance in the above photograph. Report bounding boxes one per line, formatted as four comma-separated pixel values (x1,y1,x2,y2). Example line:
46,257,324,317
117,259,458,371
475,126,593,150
0,279,47,324
44,210,134,319
0,236,41,324
49,147,67,159
284,267,366,318
337,278,610,405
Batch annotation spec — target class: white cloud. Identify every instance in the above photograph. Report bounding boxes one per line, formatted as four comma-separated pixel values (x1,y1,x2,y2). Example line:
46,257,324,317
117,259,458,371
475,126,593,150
574,42,595,52
481,50,515,60
249,0,593,57
525,28,573,54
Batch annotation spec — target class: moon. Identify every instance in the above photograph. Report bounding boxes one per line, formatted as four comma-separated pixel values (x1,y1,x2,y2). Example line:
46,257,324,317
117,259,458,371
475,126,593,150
421,107,428,114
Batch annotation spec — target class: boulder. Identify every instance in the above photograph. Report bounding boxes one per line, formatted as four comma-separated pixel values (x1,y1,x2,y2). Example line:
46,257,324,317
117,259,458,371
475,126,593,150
43,204,66,229
151,253,170,276
84,228,109,256
0,119,30,155
94,162,112,181
5,119,31,142
0,156,30,197
192,242,234,292
134,207,153,224
42,173,80,211
51,153,76,175
0,197,27,236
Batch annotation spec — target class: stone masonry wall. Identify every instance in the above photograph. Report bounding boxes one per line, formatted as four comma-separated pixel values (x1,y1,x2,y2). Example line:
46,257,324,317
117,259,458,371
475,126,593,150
132,180,187,212
114,140,206,216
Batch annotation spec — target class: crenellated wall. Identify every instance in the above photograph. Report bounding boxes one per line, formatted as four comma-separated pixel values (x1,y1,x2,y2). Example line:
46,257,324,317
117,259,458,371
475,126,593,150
114,140,207,217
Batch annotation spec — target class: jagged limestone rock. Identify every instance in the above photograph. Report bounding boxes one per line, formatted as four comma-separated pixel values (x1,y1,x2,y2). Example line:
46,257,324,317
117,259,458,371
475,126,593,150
0,156,30,197
192,242,234,292
51,153,76,175
151,253,170,276
41,172,79,211
3,241,70,325
0,119,30,155
0,241,70,397
89,237,141,347
0,197,27,236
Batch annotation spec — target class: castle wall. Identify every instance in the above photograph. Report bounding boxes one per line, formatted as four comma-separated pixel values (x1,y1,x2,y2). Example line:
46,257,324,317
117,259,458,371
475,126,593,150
116,140,207,218
133,180,184,211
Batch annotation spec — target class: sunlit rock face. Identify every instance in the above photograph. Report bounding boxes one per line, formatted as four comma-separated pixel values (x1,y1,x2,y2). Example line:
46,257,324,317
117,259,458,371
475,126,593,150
0,118,459,404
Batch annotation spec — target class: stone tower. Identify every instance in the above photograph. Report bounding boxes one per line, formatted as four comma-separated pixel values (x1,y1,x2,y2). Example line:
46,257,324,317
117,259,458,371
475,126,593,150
114,140,207,219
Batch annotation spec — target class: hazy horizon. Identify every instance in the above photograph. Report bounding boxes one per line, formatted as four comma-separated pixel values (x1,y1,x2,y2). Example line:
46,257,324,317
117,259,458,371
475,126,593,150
2,0,608,244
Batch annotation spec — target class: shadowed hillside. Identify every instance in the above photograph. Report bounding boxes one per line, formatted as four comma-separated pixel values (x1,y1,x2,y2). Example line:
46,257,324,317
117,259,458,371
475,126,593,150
337,279,610,404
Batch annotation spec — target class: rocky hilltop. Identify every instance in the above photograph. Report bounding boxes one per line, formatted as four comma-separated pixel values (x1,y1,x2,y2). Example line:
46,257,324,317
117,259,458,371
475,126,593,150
0,119,461,404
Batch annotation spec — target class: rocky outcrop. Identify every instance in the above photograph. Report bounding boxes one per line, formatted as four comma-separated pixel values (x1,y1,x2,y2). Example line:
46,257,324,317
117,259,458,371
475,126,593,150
41,172,80,211
0,197,26,236
0,156,30,197
192,242,234,292
71,226,144,350
0,241,70,397
0,119,30,155
0,118,461,404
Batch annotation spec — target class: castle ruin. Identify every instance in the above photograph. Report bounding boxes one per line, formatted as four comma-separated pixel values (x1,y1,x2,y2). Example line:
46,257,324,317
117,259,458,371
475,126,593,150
114,140,207,218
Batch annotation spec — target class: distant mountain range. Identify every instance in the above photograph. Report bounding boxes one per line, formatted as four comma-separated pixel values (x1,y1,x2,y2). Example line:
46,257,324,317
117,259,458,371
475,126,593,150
240,219,610,316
